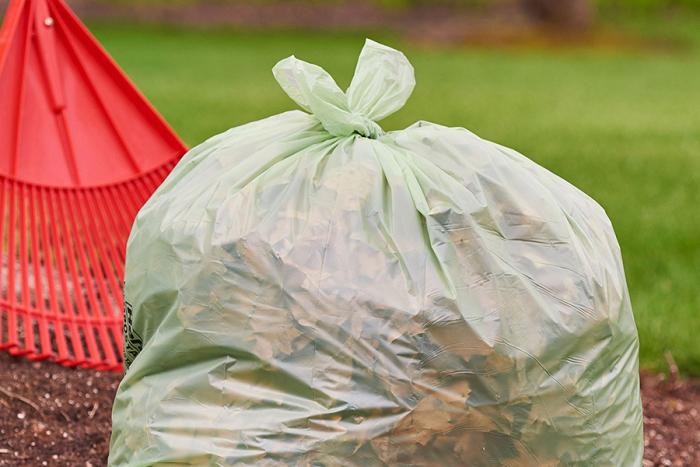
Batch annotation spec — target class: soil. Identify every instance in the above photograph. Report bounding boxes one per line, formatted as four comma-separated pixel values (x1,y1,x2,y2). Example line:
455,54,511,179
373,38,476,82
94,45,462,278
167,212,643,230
641,371,700,466
0,353,698,466
0,353,119,466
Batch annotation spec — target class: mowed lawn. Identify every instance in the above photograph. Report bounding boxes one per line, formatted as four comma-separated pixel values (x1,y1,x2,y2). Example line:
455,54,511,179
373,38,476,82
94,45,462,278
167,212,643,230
91,17,700,374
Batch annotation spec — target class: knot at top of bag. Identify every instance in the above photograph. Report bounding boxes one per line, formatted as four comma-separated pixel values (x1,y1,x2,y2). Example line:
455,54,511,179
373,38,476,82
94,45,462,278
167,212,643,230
273,39,415,139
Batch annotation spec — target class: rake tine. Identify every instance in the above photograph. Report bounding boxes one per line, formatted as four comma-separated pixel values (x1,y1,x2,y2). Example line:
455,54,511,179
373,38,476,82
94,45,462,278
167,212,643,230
27,184,52,361
0,178,5,348
68,189,118,368
37,185,69,362
46,187,85,366
17,183,36,356
56,189,102,367
6,180,18,350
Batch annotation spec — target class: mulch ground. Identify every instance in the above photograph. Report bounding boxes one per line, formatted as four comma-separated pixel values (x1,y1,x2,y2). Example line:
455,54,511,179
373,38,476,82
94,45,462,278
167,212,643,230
0,353,698,466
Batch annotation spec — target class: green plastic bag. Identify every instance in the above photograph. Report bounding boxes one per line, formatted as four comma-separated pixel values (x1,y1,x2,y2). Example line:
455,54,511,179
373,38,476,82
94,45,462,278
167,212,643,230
109,40,643,466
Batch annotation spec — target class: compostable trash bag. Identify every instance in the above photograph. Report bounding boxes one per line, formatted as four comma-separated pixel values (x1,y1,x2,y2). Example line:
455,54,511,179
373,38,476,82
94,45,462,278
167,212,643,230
109,40,643,466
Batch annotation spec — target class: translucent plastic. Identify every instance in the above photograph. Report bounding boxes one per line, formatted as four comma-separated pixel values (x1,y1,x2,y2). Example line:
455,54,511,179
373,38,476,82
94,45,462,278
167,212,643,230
109,40,643,466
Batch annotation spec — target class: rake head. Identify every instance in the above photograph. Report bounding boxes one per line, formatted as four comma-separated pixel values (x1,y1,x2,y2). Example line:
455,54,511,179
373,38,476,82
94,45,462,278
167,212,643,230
0,0,187,371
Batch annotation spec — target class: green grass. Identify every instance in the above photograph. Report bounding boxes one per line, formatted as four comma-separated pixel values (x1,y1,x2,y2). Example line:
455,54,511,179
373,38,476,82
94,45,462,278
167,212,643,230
90,17,700,375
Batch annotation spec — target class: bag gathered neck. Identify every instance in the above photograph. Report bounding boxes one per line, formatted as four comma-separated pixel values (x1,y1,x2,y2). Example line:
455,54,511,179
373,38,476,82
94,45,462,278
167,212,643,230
272,39,415,139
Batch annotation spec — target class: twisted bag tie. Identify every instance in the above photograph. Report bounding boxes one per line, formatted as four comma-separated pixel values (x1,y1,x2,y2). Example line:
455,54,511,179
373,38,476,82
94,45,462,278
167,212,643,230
273,39,416,139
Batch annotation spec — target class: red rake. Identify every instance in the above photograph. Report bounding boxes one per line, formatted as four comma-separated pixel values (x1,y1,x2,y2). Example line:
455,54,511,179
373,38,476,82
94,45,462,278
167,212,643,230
0,0,187,371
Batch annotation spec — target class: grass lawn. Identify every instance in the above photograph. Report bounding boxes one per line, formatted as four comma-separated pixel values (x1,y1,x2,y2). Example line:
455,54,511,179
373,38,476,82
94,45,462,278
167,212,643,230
90,16,700,375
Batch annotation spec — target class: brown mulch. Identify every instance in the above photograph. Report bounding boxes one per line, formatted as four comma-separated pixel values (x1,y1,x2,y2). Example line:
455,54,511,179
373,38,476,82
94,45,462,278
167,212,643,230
641,371,700,466
0,353,698,466
0,353,119,466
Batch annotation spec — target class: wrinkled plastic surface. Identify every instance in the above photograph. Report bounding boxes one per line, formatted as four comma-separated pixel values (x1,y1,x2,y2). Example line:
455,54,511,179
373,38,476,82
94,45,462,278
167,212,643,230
109,40,643,466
